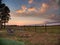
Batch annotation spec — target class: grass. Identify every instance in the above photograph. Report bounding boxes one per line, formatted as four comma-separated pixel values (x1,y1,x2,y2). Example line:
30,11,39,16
0,38,24,45
0,25,60,45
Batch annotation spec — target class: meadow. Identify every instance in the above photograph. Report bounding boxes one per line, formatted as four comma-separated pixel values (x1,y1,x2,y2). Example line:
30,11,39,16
0,25,60,45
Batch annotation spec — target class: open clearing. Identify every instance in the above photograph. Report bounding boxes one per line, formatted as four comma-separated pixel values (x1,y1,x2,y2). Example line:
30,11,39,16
0,25,60,45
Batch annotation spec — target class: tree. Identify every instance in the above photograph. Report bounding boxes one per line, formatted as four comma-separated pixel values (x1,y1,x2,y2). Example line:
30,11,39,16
0,0,2,4
1,13,10,28
0,0,10,29
0,0,2,29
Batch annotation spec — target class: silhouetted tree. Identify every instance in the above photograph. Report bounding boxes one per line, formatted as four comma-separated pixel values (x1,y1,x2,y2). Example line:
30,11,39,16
0,0,10,29
1,13,10,28
0,0,2,4
0,0,2,29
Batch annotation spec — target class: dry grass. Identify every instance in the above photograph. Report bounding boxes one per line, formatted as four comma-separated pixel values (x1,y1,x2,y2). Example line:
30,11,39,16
0,25,60,45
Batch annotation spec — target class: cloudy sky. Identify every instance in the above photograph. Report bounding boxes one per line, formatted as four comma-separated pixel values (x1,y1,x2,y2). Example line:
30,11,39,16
2,0,60,25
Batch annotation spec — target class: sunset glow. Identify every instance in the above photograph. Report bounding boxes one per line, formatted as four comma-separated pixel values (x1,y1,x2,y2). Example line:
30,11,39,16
2,0,60,25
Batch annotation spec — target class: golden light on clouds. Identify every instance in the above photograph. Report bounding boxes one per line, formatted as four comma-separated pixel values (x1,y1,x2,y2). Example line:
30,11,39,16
16,9,25,13
8,19,46,25
42,3,49,8
28,0,34,4
40,3,49,13
16,6,37,13
21,5,27,10
16,3,50,14
5,0,60,25
15,2,57,17
16,5,27,13
28,7,37,12
40,8,46,13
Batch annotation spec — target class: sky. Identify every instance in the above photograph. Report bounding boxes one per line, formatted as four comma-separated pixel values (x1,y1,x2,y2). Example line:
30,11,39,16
2,0,60,25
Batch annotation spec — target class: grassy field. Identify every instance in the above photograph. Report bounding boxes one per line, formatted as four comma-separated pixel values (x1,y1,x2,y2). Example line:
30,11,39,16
0,38,24,45
0,25,60,45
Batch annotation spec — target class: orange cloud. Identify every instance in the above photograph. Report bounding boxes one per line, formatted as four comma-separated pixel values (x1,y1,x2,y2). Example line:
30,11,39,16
16,10,25,13
40,3,49,13
16,7,36,14
42,3,49,8
21,5,27,10
16,3,49,14
16,5,27,13
28,0,33,4
28,7,37,12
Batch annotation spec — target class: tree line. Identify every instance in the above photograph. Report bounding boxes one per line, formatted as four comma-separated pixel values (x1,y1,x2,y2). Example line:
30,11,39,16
0,0,10,29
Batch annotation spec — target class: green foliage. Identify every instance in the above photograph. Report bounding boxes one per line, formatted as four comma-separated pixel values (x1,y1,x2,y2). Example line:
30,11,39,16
0,38,24,45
